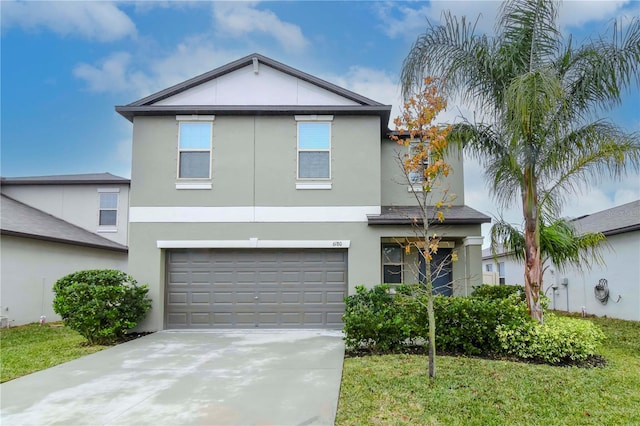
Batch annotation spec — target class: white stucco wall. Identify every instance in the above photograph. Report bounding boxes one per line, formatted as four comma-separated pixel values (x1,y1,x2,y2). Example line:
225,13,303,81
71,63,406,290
553,231,640,321
0,236,128,326
2,183,130,246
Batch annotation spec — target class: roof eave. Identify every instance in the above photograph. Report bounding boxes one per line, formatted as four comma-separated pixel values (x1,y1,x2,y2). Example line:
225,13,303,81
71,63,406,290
1,230,129,253
367,217,492,225
115,104,392,136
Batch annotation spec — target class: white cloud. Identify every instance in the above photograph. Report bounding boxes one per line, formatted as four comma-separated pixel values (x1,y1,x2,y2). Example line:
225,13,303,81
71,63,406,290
558,0,633,30
1,1,136,41
378,1,499,39
73,38,244,99
322,66,402,127
212,2,308,52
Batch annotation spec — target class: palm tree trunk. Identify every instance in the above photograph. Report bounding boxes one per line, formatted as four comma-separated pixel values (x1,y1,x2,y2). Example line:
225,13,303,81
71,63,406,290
523,169,544,323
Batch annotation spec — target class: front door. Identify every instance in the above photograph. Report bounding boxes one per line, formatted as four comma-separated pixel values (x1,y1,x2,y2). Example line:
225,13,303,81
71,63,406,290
419,248,453,296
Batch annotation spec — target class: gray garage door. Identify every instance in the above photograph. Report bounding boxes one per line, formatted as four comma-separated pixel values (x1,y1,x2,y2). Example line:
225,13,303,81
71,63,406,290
165,249,347,329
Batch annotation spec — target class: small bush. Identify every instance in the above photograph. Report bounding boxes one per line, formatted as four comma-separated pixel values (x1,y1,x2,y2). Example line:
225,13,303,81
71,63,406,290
497,313,605,363
343,285,409,352
433,294,528,355
53,270,152,345
472,284,525,301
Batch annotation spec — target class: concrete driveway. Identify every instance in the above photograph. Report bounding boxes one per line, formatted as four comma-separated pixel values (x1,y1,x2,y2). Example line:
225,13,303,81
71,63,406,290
0,330,345,425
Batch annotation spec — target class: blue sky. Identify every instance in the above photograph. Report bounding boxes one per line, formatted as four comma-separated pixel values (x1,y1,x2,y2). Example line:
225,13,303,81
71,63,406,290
2,0,639,240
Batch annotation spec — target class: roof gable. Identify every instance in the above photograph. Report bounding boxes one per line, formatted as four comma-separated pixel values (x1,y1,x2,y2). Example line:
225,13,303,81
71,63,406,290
130,53,382,108
153,62,361,107
115,53,392,134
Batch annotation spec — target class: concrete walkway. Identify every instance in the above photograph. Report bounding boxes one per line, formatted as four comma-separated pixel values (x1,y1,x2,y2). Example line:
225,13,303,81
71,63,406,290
0,330,345,425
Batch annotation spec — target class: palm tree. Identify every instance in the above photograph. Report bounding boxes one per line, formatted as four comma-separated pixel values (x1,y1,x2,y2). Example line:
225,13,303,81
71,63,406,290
401,0,640,322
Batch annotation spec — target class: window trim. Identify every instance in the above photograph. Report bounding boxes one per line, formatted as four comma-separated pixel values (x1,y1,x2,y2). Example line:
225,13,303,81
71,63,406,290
382,243,404,285
176,118,214,181
296,117,332,181
97,189,119,228
498,262,506,285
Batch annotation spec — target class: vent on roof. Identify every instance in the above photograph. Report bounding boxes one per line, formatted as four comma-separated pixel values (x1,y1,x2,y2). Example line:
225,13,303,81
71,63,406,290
253,57,259,74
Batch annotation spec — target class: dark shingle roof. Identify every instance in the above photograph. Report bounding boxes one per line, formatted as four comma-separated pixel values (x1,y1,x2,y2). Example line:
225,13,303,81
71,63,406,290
572,200,640,236
1,173,129,185
0,194,128,252
368,205,491,225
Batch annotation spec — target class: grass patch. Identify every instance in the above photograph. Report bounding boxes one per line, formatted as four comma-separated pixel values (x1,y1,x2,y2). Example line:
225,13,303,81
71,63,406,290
0,323,107,383
337,315,640,425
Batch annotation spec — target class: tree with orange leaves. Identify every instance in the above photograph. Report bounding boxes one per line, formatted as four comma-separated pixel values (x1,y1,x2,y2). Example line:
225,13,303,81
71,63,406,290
390,77,456,379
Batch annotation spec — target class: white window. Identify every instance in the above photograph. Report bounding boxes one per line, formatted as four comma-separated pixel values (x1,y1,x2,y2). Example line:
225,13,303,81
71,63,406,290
178,122,211,179
99,192,118,226
408,141,427,184
485,264,493,272
382,244,403,284
298,122,330,179
498,262,506,285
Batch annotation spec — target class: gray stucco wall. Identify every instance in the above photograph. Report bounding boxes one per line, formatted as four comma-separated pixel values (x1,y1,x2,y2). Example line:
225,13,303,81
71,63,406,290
381,138,465,206
130,115,381,207
0,236,128,326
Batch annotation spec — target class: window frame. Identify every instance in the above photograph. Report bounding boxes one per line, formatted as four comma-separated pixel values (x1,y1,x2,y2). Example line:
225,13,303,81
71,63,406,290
382,244,404,284
498,262,506,285
296,120,331,180
97,189,119,228
176,119,213,180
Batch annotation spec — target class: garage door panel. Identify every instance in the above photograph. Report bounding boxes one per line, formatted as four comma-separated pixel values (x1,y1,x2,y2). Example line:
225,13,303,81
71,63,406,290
166,249,346,329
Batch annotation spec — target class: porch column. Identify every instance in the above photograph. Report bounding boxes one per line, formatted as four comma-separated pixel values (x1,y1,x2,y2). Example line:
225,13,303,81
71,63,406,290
463,236,484,296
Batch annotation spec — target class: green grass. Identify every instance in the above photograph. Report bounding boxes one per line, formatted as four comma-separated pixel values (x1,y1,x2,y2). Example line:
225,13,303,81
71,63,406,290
336,315,640,425
0,323,107,383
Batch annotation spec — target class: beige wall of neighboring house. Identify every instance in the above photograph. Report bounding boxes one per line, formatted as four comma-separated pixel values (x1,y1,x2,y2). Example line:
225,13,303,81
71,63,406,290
2,182,130,246
0,236,128,326
1,173,131,326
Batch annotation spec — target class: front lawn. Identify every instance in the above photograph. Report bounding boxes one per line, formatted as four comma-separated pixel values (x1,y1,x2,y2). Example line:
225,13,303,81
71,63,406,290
0,323,107,383
336,315,640,425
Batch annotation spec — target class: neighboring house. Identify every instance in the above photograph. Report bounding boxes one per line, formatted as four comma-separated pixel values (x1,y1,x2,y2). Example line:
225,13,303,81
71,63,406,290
482,201,640,321
0,173,130,326
116,53,490,331
482,245,556,287
555,201,640,321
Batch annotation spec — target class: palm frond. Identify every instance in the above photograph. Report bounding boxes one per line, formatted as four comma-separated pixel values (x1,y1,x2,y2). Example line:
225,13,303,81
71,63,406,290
539,122,640,208
490,219,526,262
498,0,561,73
400,12,499,111
563,18,640,113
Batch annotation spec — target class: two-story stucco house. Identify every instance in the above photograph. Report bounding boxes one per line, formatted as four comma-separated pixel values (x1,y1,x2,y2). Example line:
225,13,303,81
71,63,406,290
0,173,129,326
116,53,490,331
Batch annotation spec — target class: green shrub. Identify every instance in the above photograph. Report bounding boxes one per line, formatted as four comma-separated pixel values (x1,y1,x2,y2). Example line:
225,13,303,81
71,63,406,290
53,270,152,345
433,294,528,355
496,313,605,363
343,284,529,355
343,285,409,352
472,284,525,301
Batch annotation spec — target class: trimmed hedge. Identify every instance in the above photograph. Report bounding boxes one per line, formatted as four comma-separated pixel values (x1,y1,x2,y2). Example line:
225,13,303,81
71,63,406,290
344,284,528,355
343,284,603,364
53,269,151,345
